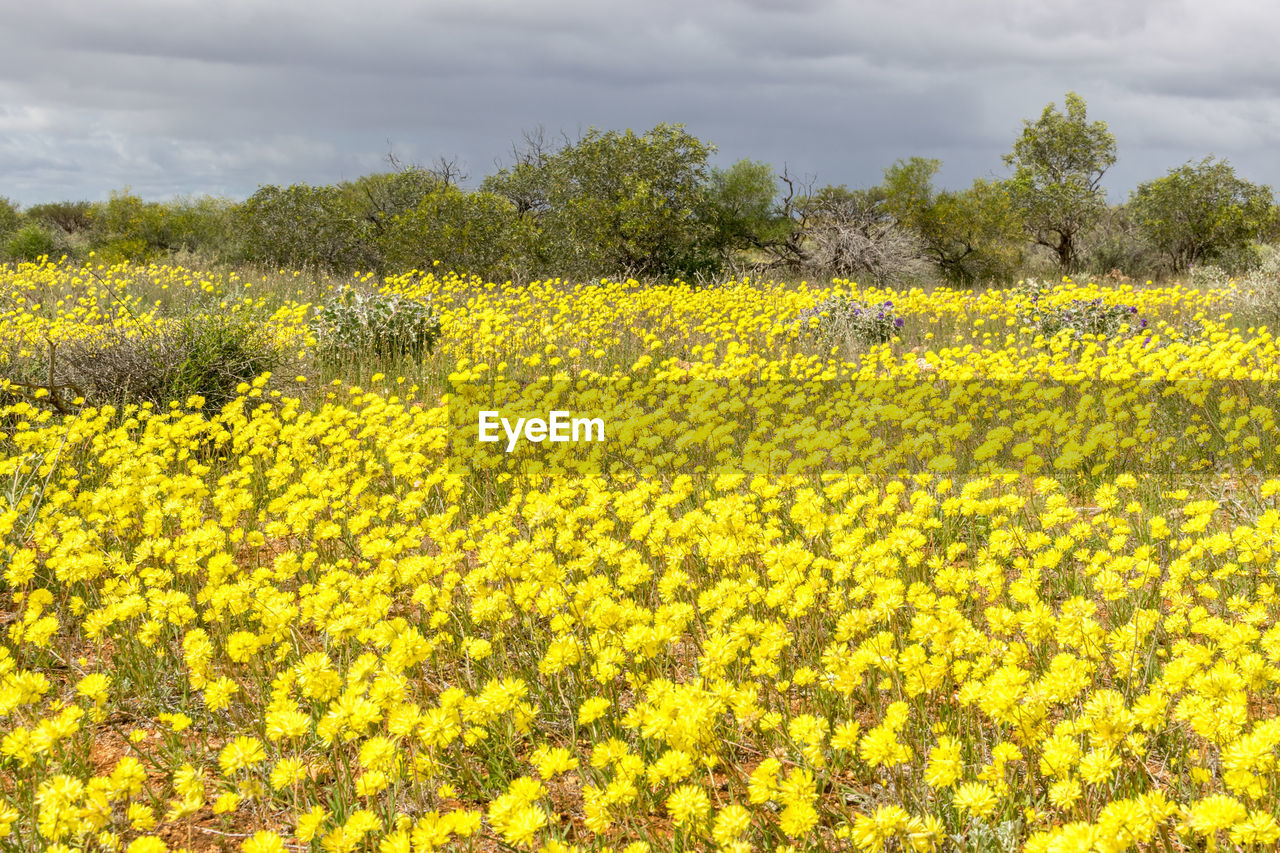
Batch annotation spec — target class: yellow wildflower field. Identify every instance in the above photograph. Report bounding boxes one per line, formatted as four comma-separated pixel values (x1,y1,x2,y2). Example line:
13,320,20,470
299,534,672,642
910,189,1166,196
3,260,1280,852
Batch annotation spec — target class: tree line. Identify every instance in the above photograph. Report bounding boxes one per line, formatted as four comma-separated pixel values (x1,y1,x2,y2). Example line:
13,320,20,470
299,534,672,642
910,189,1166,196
2,93,1276,285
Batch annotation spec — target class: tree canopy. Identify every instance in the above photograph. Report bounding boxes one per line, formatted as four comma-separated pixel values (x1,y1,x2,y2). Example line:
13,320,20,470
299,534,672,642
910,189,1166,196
1003,91,1117,274
1130,156,1276,273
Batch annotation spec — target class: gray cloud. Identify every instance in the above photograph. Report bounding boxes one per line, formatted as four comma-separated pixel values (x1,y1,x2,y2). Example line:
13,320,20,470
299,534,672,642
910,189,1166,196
2,0,1278,204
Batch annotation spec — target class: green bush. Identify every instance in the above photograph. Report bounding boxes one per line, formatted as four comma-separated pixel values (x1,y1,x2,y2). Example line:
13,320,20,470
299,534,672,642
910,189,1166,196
94,237,157,265
484,123,716,278
239,183,378,272
5,224,57,262
312,288,442,362
1130,157,1275,274
24,200,95,234
0,197,20,240
379,186,535,280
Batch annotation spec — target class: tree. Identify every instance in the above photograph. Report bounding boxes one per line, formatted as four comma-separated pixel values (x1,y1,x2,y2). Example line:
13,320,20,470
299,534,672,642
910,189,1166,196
482,127,556,218
91,190,174,261
238,183,378,272
342,167,443,238
163,195,240,257
0,196,21,240
1129,156,1275,273
881,158,1023,285
1003,92,1116,273
701,159,791,263
24,200,94,234
485,123,716,278
378,185,537,280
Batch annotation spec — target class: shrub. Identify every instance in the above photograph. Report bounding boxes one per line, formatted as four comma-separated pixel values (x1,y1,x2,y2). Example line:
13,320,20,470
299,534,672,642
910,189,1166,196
793,186,931,286
24,200,95,234
378,186,536,281
0,197,20,240
795,295,904,349
1130,156,1275,274
60,312,288,410
312,288,442,362
93,237,157,265
1018,280,1146,339
239,183,379,272
1188,263,1230,289
5,224,57,262
1231,247,1280,326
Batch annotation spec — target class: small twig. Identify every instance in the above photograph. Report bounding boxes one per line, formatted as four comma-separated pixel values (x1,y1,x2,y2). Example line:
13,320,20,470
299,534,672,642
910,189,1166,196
190,826,308,850
82,264,143,327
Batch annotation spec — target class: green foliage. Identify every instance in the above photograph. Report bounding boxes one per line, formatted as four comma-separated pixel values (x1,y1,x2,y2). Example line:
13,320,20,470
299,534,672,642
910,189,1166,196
0,197,21,240
481,150,551,219
163,195,241,258
90,190,171,262
312,288,442,362
701,159,790,261
5,224,57,262
238,183,378,272
342,167,444,235
24,200,95,234
84,191,235,263
1003,92,1117,274
486,123,717,278
60,312,288,410
1130,156,1275,273
379,186,535,280
881,158,1023,285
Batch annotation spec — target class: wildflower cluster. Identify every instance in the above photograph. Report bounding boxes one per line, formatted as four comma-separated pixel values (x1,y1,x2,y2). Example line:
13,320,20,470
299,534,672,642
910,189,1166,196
2,258,1280,852
793,294,904,349
1018,279,1148,341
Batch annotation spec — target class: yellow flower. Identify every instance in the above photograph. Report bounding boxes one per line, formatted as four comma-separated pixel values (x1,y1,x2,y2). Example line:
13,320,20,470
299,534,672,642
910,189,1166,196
712,804,752,846
952,781,998,821
1231,810,1280,847
219,736,267,775
578,696,611,725
924,736,962,790
1184,794,1247,839
296,805,330,843
0,799,18,838
127,802,157,831
126,838,169,853
666,784,711,830
531,745,579,779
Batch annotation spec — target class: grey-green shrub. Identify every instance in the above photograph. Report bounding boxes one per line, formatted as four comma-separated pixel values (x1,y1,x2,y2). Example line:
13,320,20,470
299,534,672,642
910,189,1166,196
312,289,442,361
1018,280,1146,339
794,295,904,349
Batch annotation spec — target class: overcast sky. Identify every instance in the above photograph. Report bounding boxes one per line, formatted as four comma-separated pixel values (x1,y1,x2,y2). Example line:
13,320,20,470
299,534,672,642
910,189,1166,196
2,0,1278,206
